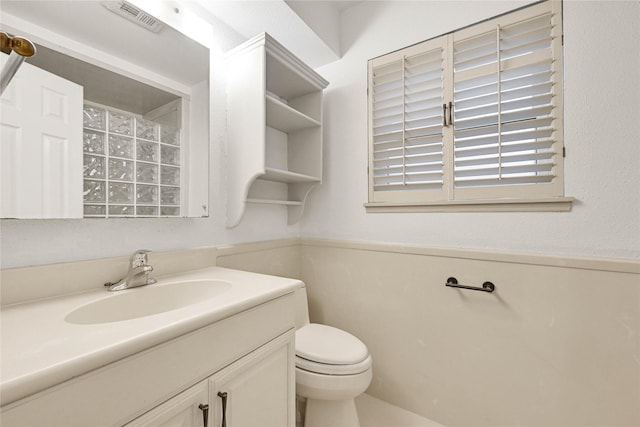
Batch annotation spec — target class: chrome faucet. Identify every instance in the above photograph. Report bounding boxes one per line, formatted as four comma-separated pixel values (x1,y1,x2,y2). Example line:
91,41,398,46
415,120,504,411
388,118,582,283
105,249,157,291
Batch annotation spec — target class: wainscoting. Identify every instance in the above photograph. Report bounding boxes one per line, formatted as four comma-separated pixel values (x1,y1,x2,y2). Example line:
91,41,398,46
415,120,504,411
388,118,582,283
4,239,638,426
218,238,639,426
297,239,639,426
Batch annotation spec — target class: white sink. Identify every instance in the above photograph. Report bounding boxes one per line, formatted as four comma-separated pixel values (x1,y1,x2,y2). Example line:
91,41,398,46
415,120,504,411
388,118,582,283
65,280,232,324
2,266,303,408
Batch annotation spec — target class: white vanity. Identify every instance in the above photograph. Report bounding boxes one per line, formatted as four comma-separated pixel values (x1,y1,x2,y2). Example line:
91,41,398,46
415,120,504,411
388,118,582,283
0,267,303,426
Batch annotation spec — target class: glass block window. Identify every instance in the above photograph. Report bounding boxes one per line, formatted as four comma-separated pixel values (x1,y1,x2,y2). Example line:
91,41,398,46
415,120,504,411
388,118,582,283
82,103,181,217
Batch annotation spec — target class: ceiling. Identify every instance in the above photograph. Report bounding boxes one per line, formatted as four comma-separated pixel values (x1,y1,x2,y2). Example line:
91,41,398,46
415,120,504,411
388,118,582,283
0,1,217,113
0,0,360,83
0,1,209,86
188,0,362,68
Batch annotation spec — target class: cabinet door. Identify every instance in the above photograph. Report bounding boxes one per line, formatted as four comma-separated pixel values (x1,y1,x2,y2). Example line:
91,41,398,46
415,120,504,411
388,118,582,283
209,331,295,427
126,381,209,427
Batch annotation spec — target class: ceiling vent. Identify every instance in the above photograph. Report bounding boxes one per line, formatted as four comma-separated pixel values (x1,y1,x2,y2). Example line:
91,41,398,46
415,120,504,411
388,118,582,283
102,1,164,33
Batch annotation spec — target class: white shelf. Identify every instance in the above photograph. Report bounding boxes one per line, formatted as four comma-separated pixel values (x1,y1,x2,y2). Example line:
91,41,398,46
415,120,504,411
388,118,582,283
225,33,328,227
261,168,320,184
266,95,320,133
246,198,303,206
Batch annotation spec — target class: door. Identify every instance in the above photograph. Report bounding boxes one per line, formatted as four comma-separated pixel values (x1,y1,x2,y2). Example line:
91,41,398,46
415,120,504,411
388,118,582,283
209,331,295,427
1,54,83,218
125,381,209,427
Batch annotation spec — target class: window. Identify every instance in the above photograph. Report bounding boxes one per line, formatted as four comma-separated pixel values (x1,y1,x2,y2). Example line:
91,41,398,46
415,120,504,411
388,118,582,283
367,1,571,212
82,102,182,217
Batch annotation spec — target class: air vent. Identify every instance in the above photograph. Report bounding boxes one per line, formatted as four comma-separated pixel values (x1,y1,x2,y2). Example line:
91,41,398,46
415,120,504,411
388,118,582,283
102,1,164,33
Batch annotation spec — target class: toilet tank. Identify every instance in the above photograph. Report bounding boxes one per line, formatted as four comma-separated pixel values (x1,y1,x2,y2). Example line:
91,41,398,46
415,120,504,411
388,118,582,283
294,285,310,329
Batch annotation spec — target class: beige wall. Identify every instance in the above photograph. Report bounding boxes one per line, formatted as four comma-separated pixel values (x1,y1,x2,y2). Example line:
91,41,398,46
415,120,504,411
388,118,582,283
3,239,638,426
299,240,640,426
216,239,301,280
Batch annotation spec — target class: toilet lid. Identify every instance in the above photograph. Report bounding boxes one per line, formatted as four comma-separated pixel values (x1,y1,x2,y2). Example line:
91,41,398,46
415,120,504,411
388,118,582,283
295,323,369,365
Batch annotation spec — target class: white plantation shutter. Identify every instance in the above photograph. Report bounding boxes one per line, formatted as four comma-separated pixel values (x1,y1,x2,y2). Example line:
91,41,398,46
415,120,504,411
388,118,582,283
368,38,449,203
452,1,563,199
367,1,566,209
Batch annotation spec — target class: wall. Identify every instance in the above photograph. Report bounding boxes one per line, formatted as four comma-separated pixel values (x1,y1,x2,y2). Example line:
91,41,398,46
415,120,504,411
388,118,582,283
304,0,640,260
3,238,637,426
216,239,301,279
2,2,639,424
0,240,300,307
3,1,638,267
0,10,299,269
0,246,218,306
300,239,640,426
296,1,640,425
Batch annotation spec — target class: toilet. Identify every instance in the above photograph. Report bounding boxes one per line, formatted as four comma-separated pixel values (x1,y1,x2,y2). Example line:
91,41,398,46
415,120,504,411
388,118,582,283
294,286,372,427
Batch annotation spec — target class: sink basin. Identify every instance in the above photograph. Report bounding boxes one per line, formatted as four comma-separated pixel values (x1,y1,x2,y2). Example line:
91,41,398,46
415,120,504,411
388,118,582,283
65,280,232,324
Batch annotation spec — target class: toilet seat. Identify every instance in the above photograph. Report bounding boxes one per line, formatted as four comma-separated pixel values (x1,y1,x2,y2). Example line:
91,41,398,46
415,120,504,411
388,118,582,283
295,323,371,375
296,353,372,375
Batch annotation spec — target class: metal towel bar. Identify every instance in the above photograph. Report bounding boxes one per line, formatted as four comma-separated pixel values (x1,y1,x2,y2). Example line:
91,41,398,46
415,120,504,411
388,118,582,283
445,277,495,293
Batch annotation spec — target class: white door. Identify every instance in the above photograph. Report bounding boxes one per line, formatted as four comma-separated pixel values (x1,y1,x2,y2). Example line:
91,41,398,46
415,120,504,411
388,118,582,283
125,381,209,427
209,332,295,427
1,53,83,218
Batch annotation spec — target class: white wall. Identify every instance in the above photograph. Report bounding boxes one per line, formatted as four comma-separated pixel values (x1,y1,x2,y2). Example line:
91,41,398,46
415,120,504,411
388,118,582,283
2,1,638,268
303,0,640,260
0,22,300,269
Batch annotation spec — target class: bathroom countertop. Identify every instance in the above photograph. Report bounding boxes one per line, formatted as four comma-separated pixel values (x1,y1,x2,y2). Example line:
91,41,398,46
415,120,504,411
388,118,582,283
0,266,303,407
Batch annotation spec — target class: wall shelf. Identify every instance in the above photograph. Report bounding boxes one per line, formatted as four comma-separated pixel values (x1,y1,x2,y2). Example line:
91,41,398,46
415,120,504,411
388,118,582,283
225,33,328,227
262,168,320,184
266,95,321,133
246,198,303,206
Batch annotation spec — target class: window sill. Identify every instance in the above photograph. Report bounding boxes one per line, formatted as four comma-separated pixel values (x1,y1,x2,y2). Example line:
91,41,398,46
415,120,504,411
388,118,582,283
364,197,574,213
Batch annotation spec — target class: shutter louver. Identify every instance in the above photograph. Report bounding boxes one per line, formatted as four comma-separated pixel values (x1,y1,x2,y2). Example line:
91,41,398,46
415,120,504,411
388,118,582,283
370,44,446,198
453,9,561,194
367,1,564,208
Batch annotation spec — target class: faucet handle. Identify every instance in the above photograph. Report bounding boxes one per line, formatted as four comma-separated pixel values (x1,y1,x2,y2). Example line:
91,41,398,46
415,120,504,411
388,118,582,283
130,249,152,267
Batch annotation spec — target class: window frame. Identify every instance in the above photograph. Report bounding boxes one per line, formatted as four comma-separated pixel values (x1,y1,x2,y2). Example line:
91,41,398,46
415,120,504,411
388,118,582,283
366,0,572,213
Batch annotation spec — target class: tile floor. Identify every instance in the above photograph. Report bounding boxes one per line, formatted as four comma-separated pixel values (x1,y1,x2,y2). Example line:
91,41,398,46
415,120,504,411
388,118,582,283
356,394,444,427
297,393,444,427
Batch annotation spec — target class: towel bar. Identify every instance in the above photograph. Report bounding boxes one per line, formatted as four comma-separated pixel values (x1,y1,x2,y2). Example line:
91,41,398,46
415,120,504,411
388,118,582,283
445,277,495,293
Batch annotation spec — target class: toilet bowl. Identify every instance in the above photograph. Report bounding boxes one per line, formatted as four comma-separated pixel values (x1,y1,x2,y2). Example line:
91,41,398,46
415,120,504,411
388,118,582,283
294,288,372,427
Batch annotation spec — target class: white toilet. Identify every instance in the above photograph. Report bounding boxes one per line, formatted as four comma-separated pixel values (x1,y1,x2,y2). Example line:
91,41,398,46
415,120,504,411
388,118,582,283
294,286,372,427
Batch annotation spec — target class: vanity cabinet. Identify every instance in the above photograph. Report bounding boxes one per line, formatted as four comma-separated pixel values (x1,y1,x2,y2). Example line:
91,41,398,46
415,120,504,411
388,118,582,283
126,382,208,427
127,331,294,427
0,293,296,427
225,32,329,227
209,331,292,427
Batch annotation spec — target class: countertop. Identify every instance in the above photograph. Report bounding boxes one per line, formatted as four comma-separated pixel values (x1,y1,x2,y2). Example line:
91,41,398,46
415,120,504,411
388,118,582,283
0,266,303,407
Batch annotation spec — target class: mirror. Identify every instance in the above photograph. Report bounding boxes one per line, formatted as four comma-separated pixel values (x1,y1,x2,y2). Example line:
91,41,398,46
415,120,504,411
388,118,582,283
0,0,211,218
